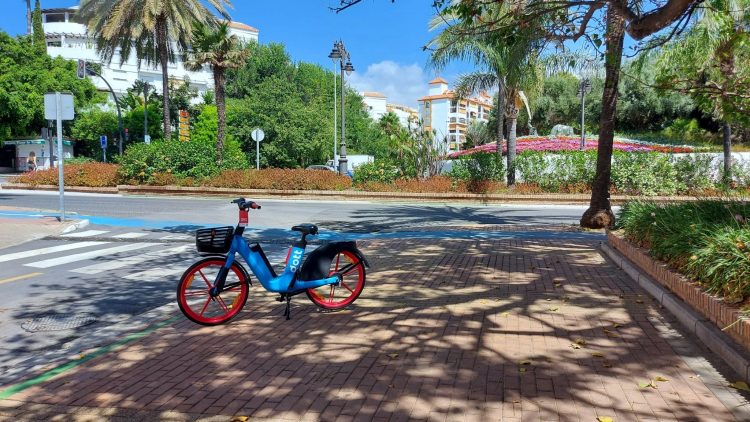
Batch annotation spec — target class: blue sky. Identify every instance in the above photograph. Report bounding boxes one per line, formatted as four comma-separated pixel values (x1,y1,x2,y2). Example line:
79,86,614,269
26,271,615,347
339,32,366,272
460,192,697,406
2,0,474,108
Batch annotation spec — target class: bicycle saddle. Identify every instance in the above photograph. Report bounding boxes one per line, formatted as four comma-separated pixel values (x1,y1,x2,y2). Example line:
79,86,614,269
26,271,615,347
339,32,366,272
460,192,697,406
291,224,318,236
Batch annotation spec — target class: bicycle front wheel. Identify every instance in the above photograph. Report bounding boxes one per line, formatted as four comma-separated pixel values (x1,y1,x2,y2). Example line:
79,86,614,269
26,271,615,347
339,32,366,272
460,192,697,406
306,250,366,310
177,258,249,325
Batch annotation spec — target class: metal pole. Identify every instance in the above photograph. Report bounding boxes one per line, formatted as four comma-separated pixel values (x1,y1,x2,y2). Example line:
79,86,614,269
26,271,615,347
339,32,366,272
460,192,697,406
339,59,347,175
56,92,65,221
579,89,586,150
144,82,149,142
333,60,337,167
256,138,260,170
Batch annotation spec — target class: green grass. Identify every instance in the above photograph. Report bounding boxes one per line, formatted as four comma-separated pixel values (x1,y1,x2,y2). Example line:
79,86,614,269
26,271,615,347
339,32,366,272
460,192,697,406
617,200,750,302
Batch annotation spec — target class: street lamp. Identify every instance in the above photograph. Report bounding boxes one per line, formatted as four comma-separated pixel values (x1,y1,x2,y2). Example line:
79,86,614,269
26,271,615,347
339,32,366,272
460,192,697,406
328,40,354,175
329,45,341,164
578,78,592,150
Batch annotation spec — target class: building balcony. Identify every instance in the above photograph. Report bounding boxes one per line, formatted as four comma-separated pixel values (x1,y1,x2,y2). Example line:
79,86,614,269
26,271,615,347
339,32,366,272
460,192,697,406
43,21,87,35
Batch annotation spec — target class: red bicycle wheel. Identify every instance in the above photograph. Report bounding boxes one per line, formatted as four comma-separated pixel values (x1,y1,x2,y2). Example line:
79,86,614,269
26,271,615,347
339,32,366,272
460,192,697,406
306,250,366,310
177,258,249,325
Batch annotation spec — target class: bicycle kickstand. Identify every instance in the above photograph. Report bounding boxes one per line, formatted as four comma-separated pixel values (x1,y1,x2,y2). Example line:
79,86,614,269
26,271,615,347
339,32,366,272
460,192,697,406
282,296,292,320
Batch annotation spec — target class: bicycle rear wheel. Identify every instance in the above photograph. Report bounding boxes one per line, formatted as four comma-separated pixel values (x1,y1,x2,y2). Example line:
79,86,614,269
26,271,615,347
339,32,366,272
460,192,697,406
177,258,249,325
306,250,366,310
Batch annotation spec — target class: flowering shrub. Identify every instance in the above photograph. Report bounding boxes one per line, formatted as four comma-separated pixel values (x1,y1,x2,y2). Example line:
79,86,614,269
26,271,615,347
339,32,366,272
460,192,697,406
448,135,695,158
618,200,750,303
353,162,402,185
12,163,120,187
205,169,352,191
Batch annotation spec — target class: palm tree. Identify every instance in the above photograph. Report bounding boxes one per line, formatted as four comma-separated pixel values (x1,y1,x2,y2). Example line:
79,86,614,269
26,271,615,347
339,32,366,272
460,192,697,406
78,0,231,141
428,8,543,186
185,21,247,163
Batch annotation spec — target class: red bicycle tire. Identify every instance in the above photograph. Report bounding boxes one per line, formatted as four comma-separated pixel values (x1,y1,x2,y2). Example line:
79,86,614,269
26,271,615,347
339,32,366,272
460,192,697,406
177,258,249,325
305,250,366,310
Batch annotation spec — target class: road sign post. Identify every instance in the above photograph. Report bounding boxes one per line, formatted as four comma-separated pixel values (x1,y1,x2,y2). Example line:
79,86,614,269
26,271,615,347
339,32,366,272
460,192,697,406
44,92,75,221
251,128,265,170
100,135,107,162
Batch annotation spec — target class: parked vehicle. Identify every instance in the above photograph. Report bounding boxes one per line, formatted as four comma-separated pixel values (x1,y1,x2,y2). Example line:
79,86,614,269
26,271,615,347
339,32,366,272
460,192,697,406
326,155,374,173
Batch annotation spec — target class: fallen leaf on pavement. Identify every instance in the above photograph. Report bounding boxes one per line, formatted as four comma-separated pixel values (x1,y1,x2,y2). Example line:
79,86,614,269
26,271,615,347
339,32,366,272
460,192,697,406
574,338,586,346
591,352,605,358
500,312,510,317
597,417,614,422
635,299,644,304
519,360,532,365
387,353,399,359
613,323,623,328
729,381,750,392
570,343,582,349
654,376,668,382
548,307,559,311
639,380,657,389
519,367,527,373
231,417,249,422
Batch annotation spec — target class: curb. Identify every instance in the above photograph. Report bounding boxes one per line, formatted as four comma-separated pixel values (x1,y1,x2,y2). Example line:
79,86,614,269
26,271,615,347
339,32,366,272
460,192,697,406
60,218,89,234
600,242,750,383
4,183,748,204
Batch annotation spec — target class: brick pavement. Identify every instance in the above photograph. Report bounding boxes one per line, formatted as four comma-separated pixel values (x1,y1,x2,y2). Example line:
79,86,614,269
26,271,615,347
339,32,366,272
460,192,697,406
1,235,748,421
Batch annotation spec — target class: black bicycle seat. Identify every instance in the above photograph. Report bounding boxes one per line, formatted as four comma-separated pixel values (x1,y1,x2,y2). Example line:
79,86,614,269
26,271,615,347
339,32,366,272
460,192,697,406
291,224,318,236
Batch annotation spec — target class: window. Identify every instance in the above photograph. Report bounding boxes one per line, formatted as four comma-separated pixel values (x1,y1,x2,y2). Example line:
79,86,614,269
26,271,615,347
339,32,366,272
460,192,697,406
450,117,456,123
47,41,62,47
450,100,457,113
459,118,466,124
45,14,65,23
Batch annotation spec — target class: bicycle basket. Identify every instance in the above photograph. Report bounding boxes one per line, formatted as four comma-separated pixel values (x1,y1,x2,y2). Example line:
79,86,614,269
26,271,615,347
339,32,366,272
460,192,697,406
195,226,234,254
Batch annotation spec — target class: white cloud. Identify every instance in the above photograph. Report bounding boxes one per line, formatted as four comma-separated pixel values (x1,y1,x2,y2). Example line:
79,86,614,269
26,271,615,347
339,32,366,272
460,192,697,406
347,61,427,109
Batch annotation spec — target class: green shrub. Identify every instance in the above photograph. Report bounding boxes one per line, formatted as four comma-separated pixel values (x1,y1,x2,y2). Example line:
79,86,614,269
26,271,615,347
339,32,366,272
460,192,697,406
353,161,402,184
611,152,681,195
449,152,505,182
618,200,750,302
671,154,715,191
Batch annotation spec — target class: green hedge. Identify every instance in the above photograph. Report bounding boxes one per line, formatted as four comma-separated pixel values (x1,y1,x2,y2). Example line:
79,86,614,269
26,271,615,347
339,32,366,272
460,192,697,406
617,201,750,302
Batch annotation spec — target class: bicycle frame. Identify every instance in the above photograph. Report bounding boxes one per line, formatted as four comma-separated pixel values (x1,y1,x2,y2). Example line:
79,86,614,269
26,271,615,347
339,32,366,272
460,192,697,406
218,232,340,294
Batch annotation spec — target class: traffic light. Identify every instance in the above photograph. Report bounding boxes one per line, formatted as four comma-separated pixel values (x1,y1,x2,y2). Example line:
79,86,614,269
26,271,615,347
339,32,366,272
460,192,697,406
77,59,86,79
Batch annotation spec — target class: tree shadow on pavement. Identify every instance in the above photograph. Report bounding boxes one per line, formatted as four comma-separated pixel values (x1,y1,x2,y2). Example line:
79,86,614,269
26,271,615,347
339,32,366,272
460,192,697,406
3,237,749,421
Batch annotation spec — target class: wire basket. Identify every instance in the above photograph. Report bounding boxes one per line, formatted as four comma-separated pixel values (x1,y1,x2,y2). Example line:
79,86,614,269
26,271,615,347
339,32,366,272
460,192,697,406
195,226,234,254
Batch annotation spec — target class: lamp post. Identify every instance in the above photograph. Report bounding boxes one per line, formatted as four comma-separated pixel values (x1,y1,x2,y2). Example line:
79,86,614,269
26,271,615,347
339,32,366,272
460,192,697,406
328,47,339,166
143,82,150,143
328,41,354,175
578,78,592,150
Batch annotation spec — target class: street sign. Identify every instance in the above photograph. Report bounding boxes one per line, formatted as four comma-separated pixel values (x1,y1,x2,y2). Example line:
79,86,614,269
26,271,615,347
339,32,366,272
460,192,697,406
44,93,74,120
100,135,107,149
251,128,265,170
77,59,86,79
251,128,265,142
144,135,151,144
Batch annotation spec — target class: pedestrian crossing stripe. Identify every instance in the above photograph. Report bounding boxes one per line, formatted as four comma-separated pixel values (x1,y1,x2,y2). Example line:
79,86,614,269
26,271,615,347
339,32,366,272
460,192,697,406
0,242,109,263
124,265,187,282
25,243,154,269
112,232,147,239
70,245,191,275
60,230,110,238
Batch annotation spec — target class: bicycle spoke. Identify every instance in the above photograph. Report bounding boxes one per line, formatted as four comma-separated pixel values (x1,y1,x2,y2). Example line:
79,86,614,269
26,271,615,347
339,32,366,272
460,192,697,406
199,297,212,316
198,269,212,288
328,285,336,303
216,296,229,313
334,253,341,272
184,290,209,297
341,281,354,293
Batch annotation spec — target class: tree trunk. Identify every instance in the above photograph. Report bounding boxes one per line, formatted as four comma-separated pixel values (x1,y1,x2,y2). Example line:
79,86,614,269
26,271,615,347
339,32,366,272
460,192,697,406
581,4,626,229
506,88,519,186
495,80,505,160
215,67,226,164
26,0,31,35
723,122,732,184
156,18,171,141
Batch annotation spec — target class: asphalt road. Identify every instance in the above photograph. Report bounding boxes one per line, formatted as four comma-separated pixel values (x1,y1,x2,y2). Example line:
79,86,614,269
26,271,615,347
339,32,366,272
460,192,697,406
0,190,595,231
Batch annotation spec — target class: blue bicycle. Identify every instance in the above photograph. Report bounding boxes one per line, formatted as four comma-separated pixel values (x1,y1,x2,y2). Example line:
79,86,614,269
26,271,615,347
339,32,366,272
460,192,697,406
177,198,369,325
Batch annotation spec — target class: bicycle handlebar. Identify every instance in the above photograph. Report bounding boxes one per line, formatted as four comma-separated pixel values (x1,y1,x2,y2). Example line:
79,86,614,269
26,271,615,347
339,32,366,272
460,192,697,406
231,198,261,210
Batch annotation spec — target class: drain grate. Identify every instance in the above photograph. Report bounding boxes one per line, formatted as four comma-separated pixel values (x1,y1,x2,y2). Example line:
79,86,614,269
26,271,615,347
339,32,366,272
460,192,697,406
21,313,97,332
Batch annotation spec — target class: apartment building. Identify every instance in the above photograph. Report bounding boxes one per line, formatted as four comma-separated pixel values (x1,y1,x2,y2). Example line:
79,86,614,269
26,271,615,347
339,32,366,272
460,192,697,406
41,5,259,97
361,92,418,129
417,77,493,152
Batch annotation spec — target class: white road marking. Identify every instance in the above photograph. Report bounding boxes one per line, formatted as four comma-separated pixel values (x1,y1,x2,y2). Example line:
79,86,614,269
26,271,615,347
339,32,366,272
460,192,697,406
25,243,154,269
159,234,190,240
61,230,109,238
123,265,187,282
112,232,147,239
70,245,192,275
0,242,109,263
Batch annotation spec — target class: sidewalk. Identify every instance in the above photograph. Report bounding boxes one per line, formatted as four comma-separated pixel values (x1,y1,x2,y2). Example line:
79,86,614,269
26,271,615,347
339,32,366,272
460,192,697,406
0,206,87,250
1,230,749,421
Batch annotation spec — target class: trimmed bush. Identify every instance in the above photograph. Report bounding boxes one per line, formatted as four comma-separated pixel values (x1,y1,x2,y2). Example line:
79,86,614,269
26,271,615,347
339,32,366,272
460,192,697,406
12,163,120,187
205,169,352,191
353,162,402,185
618,200,750,302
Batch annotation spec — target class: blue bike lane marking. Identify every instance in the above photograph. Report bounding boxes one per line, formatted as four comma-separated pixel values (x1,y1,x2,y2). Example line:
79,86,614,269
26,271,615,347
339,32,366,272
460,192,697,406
0,210,605,241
